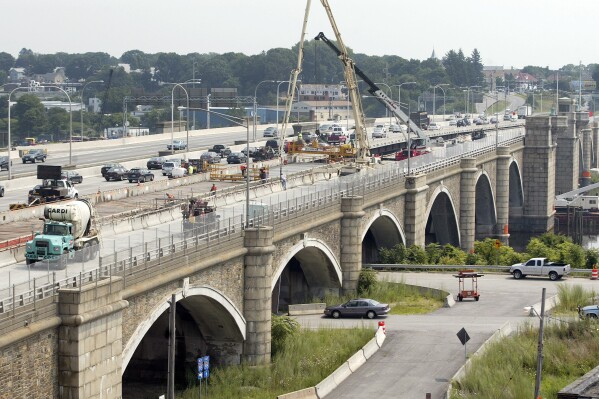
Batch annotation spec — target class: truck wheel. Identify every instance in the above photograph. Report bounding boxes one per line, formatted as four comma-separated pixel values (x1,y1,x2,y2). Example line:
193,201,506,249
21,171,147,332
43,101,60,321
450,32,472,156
26,258,35,266
549,271,559,281
513,270,523,279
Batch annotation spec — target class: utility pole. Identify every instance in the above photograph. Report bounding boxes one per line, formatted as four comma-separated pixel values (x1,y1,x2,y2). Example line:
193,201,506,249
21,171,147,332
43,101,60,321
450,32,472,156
534,288,546,399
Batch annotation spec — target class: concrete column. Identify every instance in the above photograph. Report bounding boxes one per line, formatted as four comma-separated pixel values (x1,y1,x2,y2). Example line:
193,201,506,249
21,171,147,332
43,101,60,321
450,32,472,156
58,277,128,399
513,116,556,233
495,146,511,244
243,226,275,365
554,104,577,195
593,121,599,168
460,158,478,252
582,128,592,187
404,174,429,247
340,196,364,296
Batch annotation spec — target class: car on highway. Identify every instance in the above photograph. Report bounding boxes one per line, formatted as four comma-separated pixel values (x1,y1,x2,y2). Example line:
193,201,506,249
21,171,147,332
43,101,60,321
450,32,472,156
428,122,441,130
101,163,124,177
127,167,155,183
0,156,11,171
241,147,258,157
22,149,46,163
449,119,457,126
104,166,129,181
324,298,390,319
578,304,599,319
61,171,83,184
372,124,388,139
209,144,231,156
200,151,222,164
0,184,4,197
167,140,187,150
227,152,247,164
490,116,499,124
263,127,279,137
147,156,166,170
503,114,511,121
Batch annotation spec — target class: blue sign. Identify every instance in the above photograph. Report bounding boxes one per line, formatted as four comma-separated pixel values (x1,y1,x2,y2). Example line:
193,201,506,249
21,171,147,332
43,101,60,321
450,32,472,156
203,356,210,370
197,372,203,380
203,370,209,378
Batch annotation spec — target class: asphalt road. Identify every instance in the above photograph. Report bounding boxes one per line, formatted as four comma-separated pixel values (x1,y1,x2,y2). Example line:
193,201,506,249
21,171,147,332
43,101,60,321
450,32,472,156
294,272,598,399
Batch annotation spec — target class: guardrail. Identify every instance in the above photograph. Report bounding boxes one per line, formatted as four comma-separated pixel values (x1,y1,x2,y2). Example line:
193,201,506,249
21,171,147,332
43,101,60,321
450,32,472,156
0,134,526,320
365,263,593,275
0,234,34,251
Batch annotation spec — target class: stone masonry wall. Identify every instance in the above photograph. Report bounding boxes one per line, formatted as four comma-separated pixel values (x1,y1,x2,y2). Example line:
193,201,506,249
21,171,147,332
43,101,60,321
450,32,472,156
0,329,59,399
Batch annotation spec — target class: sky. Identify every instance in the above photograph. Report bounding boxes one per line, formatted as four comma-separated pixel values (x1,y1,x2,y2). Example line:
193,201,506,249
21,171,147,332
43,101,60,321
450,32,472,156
1,0,594,70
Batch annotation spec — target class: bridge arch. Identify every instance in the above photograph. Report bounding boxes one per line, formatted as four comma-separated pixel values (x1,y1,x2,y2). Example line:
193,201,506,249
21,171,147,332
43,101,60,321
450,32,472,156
122,285,246,377
425,185,461,247
509,159,524,221
271,239,342,312
475,171,497,240
361,209,406,262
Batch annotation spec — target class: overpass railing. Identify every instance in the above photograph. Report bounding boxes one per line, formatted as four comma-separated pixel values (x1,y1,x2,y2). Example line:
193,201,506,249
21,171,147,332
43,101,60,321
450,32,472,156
0,131,525,321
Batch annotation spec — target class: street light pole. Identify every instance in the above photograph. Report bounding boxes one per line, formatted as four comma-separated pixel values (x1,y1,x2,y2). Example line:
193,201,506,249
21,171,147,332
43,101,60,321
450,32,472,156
170,84,189,155
432,84,448,122
80,80,103,141
206,94,211,129
43,85,73,165
375,82,393,125
248,80,276,227
392,82,416,114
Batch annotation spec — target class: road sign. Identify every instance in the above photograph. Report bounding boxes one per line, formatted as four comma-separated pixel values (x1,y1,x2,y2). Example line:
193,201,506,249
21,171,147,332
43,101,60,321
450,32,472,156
457,328,470,346
495,239,501,249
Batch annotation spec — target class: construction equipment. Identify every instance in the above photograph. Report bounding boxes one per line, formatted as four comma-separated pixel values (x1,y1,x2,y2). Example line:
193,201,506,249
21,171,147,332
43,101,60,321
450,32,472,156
315,28,429,149
25,198,100,265
316,0,370,163
453,270,484,301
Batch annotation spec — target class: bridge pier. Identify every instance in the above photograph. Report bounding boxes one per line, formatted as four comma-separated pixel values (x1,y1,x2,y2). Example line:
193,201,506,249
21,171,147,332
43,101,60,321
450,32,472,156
512,116,556,233
243,226,275,365
404,175,429,247
58,277,128,399
460,158,478,252
582,128,593,187
495,147,511,244
341,196,365,295
593,122,599,169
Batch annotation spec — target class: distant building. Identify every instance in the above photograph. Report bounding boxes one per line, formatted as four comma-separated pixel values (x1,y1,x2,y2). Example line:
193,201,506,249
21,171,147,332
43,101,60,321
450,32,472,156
32,67,67,85
292,100,351,122
8,67,26,83
513,72,538,92
482,66,505,91
298,84,345,101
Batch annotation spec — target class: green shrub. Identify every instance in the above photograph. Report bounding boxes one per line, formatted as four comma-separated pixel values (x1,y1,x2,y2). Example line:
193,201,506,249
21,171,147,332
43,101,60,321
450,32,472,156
585,248,599,269
358,268,378,295
379,243,406,263
405,244,428,264
425,243,443,264
271,314,299,356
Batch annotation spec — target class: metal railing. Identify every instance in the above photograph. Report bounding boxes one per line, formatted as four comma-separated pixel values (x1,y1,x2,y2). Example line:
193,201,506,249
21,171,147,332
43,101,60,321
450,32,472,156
0,131,525,319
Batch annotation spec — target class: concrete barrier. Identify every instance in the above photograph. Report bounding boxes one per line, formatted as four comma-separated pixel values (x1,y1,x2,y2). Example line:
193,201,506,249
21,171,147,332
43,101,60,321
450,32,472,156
288,303,325,316
527,294,559,317
0,251,17,269
276,387,317,399
445,293,456,308
362,336,379,360
374,325,386,347
346,349,366,372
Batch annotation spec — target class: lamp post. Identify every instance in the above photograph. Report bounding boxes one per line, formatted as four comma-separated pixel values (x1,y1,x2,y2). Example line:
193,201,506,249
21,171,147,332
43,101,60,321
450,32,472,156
432,84,448,122
6,87,32,179
43,85,73,165
206,94,211,129
392,82,416,114
192,62,198,130
375,82,393,125
80,80,103,141
248,80,276,227
170,84,189,155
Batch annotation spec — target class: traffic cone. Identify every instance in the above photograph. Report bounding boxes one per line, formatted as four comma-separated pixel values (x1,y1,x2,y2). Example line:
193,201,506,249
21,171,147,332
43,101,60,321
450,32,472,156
378,321,386,335
592,266,598,280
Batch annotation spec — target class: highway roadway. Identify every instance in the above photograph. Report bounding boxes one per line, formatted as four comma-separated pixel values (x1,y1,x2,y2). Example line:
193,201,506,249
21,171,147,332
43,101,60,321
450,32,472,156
296,272,597,399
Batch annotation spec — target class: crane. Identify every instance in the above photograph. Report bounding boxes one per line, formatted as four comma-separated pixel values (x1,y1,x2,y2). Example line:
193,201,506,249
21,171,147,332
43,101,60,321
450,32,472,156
315,31,429,149
278,0,312,177
317,0,370,162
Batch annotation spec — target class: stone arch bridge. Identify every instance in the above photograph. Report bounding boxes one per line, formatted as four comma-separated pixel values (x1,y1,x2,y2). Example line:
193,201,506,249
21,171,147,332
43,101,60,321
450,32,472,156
0,115,582,398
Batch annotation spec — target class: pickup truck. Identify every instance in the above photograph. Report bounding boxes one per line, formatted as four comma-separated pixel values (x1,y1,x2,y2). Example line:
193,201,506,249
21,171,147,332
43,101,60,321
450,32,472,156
509,257,571,281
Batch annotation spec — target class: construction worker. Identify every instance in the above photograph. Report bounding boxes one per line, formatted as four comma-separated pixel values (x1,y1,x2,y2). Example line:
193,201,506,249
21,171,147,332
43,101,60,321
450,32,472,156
210,183,217,196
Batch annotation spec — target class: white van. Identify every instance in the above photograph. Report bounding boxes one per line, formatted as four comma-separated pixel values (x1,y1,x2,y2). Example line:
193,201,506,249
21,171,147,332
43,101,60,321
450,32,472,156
162,162,178,176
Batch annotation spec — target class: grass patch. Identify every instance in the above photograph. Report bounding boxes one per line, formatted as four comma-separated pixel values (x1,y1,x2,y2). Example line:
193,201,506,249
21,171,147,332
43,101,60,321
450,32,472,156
553,284,597,315
450,321,599,399
178,327,373,399
485,100,509,115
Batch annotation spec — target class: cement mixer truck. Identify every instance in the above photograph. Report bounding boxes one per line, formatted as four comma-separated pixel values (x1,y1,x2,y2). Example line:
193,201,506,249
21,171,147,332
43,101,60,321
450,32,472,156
25,199,99,265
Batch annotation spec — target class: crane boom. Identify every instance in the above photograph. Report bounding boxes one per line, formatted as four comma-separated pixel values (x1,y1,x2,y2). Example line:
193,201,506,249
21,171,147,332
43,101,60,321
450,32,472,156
278,0,312,175
314,32,428,146
318,0,370,162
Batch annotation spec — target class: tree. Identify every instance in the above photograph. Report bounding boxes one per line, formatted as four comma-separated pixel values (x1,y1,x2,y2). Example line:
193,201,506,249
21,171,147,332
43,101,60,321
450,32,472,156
46,108,69,139
468,49,484,87
13,94,47,136
120,50,150,70
0,52,15,72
